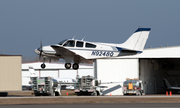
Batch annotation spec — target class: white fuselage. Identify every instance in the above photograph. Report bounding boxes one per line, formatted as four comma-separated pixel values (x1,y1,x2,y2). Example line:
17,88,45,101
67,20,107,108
35,40,122,60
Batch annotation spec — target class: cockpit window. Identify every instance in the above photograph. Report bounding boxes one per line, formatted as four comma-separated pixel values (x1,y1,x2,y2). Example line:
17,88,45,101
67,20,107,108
58,39,67,45
76,41,84,47
85,43,96,48
63,40,75,47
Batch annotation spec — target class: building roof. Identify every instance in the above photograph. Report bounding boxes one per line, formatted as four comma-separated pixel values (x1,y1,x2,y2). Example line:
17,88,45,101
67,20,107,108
114,46,180,59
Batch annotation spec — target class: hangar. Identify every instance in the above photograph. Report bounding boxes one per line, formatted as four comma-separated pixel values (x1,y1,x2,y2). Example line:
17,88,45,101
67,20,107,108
94,46,180,95
0,55,22,91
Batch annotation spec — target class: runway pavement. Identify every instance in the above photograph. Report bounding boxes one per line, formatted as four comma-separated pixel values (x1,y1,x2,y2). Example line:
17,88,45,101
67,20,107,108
1,103,180,108
1,95,180,104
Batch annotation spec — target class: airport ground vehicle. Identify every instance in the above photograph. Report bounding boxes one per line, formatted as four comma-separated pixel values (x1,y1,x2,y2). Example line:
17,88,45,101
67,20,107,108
122,78,145,96
74,75,102,96
31,77,61,96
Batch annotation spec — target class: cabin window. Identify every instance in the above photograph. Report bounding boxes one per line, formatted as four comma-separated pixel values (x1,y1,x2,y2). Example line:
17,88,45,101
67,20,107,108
76,41,84,47
63,40,75,47
85,43,96,48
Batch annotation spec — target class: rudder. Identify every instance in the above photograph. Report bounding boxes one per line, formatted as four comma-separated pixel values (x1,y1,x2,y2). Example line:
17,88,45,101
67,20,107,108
118,28,151,52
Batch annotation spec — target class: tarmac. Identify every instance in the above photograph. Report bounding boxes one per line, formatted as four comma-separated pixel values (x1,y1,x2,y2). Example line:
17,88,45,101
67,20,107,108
1,90,180,105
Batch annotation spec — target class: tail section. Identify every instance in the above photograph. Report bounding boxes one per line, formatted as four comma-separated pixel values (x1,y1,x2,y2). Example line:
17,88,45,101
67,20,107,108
163,78,171,88
28,66,38,77
118,28,151,52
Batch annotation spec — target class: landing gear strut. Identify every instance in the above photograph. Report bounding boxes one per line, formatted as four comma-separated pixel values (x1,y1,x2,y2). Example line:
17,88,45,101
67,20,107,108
41,58,46,69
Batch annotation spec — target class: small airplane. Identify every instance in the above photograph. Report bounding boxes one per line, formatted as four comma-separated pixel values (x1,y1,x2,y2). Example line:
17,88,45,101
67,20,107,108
163,78,180,92
34,28,151,70
56,78,76,90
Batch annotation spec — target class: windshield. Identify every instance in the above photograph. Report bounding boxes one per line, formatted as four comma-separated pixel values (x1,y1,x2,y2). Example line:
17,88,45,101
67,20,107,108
58,39,67,45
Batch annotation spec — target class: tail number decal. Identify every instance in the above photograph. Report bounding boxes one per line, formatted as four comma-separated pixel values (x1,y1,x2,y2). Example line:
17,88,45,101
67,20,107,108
91,51,114,57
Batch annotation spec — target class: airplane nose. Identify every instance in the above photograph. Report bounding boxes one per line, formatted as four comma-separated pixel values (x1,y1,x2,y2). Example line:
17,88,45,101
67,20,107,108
34,49,40,55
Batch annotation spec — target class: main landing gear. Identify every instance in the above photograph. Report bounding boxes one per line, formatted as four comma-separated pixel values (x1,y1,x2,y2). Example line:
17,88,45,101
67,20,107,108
65,63,79,70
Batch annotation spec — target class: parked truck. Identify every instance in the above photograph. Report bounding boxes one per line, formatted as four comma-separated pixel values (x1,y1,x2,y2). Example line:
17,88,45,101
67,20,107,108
31,77,61,96
122,78,145,96
74,75,102,96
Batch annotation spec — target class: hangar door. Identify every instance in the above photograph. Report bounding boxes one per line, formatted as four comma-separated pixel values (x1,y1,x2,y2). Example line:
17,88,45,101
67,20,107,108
140,58,180,94
95,58,139,95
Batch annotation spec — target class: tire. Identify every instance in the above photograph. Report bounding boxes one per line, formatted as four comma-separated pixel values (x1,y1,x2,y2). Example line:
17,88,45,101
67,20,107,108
55,92,59,96
65,63,71,69
73,63,79,70
41,64,46,69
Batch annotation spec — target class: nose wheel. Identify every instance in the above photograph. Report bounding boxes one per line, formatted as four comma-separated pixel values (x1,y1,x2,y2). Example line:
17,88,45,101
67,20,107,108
41,63,46,69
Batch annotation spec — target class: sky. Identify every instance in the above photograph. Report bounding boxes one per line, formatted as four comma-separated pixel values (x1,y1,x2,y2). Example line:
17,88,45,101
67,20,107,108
1,0,180,58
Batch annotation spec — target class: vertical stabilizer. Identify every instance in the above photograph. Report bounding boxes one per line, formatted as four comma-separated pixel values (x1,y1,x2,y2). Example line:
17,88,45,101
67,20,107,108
118,28,151,51
29,66,38,77
163,78,171,88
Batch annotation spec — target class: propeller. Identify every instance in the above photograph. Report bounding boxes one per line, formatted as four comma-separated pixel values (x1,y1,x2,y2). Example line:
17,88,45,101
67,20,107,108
38,40,43,60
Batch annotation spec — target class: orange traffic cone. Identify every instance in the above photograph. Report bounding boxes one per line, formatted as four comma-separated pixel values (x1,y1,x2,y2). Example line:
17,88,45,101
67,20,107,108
170,91,172,96
166,91,168,96
66,92,68,96
110,93,112,96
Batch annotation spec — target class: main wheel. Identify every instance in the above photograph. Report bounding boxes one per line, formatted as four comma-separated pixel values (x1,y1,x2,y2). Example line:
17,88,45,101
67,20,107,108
65,63,71,69
41,63,46,69
73,63,79,70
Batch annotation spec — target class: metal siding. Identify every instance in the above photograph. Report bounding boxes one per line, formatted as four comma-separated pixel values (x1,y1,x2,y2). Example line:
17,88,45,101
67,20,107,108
0,56,21,91
60,70,77,79
97,59,139,95
40,70,59,78
78,69,93,77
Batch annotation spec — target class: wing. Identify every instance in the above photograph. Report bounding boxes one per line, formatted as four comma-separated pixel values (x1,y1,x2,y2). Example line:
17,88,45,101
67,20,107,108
51,45,86,62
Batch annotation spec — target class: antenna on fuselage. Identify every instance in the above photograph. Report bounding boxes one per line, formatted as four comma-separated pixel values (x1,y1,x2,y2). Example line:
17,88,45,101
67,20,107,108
81,36,86,41
72,35,76,40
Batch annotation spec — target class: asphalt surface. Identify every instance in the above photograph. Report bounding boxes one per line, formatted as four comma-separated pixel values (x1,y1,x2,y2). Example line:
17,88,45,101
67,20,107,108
1,103,180,108
2,91,180,105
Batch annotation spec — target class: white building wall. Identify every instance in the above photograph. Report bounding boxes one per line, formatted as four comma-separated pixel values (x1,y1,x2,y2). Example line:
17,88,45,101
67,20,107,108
40,70,59,78
22,63,93,86
96,58,139,95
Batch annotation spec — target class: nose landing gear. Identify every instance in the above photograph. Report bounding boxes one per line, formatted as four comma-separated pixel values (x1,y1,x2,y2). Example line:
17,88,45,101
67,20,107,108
41,63,46,69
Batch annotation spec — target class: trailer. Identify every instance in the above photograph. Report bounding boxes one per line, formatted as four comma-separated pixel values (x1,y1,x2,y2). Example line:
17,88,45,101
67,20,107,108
31,77,61,96
122,78,145,96
74,75,102,96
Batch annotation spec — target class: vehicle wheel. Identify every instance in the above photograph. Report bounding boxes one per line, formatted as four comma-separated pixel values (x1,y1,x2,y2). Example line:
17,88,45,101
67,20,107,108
73,63,79,70
41,63,46,69
65,63,71,69
55,92,59,96
136,91,141,96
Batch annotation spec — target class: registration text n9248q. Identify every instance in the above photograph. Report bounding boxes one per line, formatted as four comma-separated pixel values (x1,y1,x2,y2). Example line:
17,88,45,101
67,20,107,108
91,51,114,57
